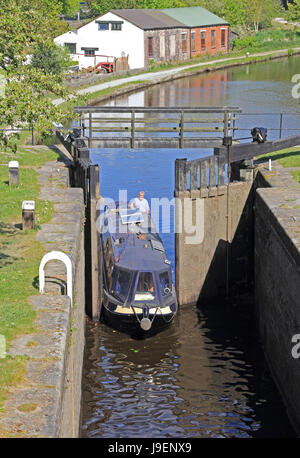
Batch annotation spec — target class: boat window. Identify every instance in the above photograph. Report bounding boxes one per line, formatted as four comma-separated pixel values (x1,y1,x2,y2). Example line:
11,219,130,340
135,272,156,301
113,268,131,302
159,271,171,297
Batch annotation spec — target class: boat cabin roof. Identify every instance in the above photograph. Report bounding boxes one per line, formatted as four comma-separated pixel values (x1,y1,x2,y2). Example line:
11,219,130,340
101,204,171,273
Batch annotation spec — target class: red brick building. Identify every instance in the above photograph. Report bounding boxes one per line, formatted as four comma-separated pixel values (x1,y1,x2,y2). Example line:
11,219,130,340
113,7,230,65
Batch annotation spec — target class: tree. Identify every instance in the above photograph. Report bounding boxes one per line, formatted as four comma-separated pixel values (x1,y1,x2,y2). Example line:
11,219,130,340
31,42,74,75
60,0,80,15
222,0,248,28
0,0,72,151
286,0,300,21
245,0,281,32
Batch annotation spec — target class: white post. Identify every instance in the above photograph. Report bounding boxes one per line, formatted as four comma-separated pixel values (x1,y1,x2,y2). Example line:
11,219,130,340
39,251,73,306
269,159,272,171
9,160,19,186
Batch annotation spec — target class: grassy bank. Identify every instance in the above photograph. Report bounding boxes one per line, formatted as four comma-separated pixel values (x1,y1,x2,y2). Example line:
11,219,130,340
258,146,300,185
0,145,60,420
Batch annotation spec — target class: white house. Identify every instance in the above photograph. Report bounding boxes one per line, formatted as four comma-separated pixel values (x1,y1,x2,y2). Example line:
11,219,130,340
54,11,145,70
54,8,229,71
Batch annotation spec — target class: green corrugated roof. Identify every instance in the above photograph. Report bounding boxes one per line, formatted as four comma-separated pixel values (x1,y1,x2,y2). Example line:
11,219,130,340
162,6,228,27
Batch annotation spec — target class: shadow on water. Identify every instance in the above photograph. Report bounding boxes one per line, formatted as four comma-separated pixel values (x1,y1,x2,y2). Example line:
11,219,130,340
196,295,296,438
80,295,296,438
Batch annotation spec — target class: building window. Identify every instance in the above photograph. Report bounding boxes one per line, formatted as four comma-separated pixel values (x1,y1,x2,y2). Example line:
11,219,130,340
83,49,96,57
148,37,153,57
64,43,76,54
221,29,226,47
111,22,122,31
98,22,109,31
191,31,196,52
211,30,216,49
201,31,205,51
181,32,187,53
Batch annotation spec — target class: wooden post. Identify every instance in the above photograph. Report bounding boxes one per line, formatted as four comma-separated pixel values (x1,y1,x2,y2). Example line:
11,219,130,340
89,165,102,321
218,156,226,186
22,201,35,230
131,110,135,149
179,110,184,149
89,112,92,148
9,161,19,186
175,158,187,193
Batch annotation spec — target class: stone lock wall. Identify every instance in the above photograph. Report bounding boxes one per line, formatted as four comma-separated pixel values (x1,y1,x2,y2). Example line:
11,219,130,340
254,162,300,436
175,180,254,306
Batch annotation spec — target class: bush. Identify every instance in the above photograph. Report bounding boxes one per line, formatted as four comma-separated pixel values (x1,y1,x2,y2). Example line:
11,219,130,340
231,35,259,51
231,29,300,51
31,42,72,75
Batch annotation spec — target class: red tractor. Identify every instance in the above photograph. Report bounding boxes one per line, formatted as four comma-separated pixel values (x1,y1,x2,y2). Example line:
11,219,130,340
95,61,115,73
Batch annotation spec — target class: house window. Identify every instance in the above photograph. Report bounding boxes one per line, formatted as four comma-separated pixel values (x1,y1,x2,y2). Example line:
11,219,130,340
82,49,97,57
111,22,122,31
211,30,216,49
221,29,226,47
181,32,187,53
64,43,76,54
201,31,205,51
148,37,153,57
98,22,109,31
191,31,196,52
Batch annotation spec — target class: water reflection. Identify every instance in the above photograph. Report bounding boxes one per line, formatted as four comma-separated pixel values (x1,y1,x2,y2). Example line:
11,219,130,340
104,55,300,141
81,296,295,438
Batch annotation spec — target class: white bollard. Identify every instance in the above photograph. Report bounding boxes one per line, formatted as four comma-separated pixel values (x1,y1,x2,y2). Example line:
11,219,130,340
269,159,272,171
22,200,35,230
9,160,19,186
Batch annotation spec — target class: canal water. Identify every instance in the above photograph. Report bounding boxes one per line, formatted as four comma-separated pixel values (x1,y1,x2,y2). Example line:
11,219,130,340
80,56,300,438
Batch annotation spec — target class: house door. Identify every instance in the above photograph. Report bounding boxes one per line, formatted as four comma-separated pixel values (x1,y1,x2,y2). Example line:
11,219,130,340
160,35,165,59
169,35,176,58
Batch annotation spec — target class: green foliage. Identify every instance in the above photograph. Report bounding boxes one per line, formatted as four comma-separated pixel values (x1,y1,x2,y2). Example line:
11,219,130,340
59,0,79,15
0,0,68,70
231,35,259,50
231,29,300,51
0,0,73,151
31,42,73,75
286,0,300,22
92,0,283,33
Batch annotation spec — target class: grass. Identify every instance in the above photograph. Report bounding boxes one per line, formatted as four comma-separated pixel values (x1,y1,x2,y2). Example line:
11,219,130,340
258,146,300,184
232,29,300,53
0,145,59,413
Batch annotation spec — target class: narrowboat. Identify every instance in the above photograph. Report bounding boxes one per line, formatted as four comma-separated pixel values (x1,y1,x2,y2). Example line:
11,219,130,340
99,202,178,337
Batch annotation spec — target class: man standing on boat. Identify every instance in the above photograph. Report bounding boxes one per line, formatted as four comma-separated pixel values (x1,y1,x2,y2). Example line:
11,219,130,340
129,191,150,215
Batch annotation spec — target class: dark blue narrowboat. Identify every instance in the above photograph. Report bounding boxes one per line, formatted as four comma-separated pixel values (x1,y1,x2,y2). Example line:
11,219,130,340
99,202,178,337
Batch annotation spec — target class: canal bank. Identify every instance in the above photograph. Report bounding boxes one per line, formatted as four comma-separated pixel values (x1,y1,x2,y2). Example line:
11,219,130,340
0,149,86,437
55,46,300,110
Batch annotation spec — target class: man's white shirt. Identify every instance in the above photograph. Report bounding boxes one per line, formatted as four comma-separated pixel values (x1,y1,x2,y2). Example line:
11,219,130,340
130,197,150,213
